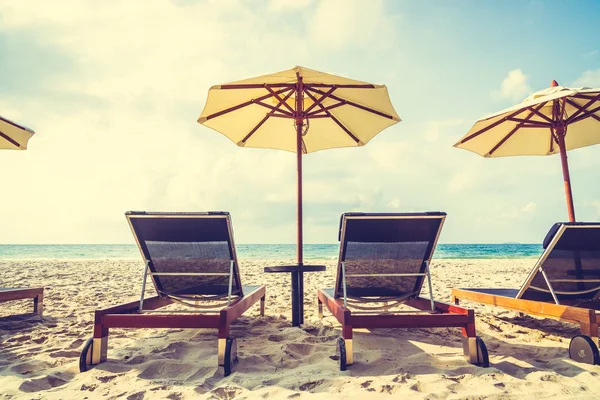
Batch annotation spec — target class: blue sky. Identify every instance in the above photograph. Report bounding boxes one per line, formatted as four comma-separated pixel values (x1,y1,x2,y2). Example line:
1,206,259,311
1,0,599,244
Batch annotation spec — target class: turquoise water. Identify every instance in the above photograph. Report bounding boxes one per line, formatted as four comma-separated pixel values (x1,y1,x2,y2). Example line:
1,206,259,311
0,243,543,260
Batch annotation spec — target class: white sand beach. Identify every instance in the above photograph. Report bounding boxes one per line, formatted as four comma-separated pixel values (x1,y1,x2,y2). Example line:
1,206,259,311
0,258,598,399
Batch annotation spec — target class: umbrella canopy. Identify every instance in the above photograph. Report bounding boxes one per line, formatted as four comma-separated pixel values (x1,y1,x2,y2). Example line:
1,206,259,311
454,80,600,222
198,66,400,264
0,115,35,150
198,66,400,153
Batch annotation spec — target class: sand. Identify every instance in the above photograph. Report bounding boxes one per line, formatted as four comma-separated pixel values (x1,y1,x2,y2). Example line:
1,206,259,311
0,258,598,399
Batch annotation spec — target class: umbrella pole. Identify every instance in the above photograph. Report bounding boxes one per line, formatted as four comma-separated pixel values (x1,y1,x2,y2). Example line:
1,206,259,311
292,76,304,326
556,130,576,222
296,126,303,266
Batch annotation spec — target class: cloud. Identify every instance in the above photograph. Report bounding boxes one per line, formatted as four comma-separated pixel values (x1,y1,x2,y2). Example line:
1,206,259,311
446,170,478,194
571,69,600,88
584,50,598,58
422,119,466,142
500,202,537,219
268,0,314,12
0,1,597,246
0,0,317,243
309,0,397,51
521,202,537,213
493,69,532,102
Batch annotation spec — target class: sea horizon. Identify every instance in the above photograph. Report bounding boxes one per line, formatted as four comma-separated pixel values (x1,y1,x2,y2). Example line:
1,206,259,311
0,243,543,260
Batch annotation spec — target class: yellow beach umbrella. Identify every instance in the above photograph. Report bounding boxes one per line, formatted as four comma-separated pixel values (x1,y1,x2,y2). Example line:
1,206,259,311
454,80,600,222
198,66,400,325
0,114,35,150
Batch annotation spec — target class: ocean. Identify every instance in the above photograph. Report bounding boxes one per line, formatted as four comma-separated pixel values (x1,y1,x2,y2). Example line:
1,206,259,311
0,243,543,260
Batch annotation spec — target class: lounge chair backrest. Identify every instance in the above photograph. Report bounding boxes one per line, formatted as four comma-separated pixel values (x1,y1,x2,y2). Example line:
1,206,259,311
518,223,600,302
335,212,446,299
126,212,243,299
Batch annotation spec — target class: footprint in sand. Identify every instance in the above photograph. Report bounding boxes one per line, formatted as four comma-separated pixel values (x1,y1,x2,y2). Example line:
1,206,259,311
126,391,145,400
379,384,399,394
10,360,52,375
138,361,197,380
69,338,85,348
19,375,69,393
540,374,561,382
96,374,121,383
32,336,47,344
7,335,31,343
185,367,217,382
49,350,81,358
284,343,326,358
208,385,243,399
360,380,373,388
298,379,324,391
267,334,286,342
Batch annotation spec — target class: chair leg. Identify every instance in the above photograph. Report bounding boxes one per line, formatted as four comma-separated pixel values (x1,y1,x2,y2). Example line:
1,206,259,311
33,293,43,315
91,322,108,365
218,318,229,366
343,324,353,365
318,299,323,319
462,311,478,364
580,318,599,347
260,295,265,317
452,295,459,305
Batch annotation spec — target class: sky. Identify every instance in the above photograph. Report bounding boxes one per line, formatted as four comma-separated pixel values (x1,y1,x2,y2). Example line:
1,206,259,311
1,0,600,245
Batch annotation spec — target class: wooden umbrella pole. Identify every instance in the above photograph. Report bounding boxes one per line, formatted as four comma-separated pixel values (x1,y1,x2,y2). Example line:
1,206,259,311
290,74,304,326
551,88,576,223
296,75,304,265
556,128,576,222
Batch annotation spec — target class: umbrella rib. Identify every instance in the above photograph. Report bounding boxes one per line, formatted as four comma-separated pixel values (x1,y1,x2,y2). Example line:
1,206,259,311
549,127,558,154
0,116,34,133
572,93,600,100
307,102,345,117
504,117,551,128
0,129,21,148
240,89,296,144
266,86,296,114
458,107,530,144
255,100,294,117
564,99,600,124
304,89,361,144
525,105,554,124
305,84,376,89
487,103,545,156
304,86,337,115
201,87,291,121
219,83,296,89
564,93,600,123
307,87,396,120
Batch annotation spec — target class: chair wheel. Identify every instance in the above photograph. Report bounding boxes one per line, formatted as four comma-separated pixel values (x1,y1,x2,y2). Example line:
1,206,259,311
223,337,238,376
476,336,490,368
569,335,599,365
336,337,347,371
79,338,94,372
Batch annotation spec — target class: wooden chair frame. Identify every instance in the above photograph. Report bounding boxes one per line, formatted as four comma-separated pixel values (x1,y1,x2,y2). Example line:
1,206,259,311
0,287,44,315
318,288,485,367
80,212,266,375
452,288,599,347
318,212,489,369
452,223,600,364
84,285,265,369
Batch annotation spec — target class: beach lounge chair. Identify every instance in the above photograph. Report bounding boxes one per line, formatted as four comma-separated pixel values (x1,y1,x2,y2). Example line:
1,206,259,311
452,222,600,365
0,287,44,315
79,212,266,376
317,212,489,370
